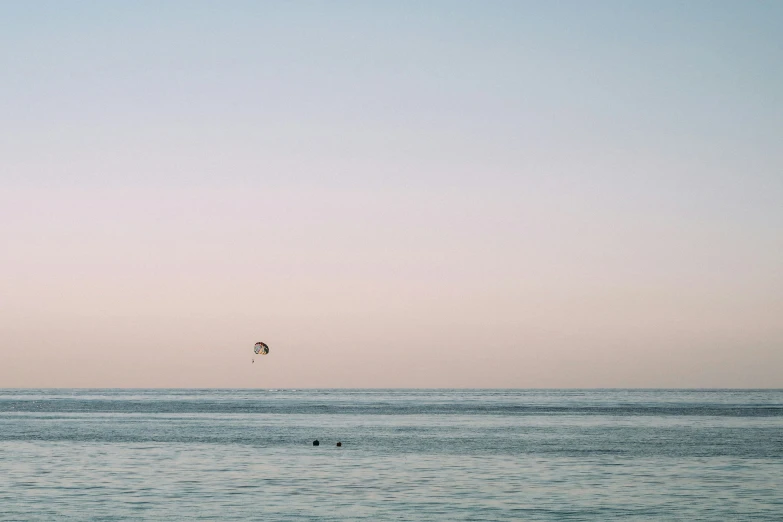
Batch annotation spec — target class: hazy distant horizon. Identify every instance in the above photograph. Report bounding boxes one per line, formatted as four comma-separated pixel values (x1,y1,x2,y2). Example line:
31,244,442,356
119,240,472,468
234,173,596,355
3,387,783,391
2,1,781,388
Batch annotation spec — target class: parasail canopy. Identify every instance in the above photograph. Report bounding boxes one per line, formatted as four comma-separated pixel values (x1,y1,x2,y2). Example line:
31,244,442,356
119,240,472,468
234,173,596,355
254,342,269,355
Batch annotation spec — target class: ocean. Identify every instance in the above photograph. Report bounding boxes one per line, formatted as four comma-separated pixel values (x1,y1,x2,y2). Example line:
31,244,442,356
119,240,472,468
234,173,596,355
0,389,781,520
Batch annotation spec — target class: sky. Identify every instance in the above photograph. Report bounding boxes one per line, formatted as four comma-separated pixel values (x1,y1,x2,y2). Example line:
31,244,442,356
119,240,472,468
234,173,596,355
1,1,781,388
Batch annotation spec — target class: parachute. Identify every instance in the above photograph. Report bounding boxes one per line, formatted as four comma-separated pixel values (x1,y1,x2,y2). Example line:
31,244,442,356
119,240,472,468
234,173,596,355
254,342,269,356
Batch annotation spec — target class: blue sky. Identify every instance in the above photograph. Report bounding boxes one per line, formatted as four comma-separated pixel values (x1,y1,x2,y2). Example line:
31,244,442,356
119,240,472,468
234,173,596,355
1,1,781,387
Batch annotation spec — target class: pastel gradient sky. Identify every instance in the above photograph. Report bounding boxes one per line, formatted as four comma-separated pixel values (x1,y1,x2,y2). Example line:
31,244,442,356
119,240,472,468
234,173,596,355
2,1,781,388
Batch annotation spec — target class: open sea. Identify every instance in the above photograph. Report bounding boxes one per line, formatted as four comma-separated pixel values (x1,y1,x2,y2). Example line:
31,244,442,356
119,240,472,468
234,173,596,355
0,389,781,521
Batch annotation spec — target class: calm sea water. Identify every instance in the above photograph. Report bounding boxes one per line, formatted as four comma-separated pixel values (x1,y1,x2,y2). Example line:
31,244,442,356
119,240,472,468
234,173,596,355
0,389,781,520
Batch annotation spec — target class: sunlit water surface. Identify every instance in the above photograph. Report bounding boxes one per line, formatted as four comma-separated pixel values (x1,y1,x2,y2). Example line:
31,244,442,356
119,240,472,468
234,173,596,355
1,389,781,520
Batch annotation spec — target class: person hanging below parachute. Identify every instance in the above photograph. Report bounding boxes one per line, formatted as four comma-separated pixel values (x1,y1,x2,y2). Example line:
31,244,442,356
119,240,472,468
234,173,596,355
252,341,269,363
